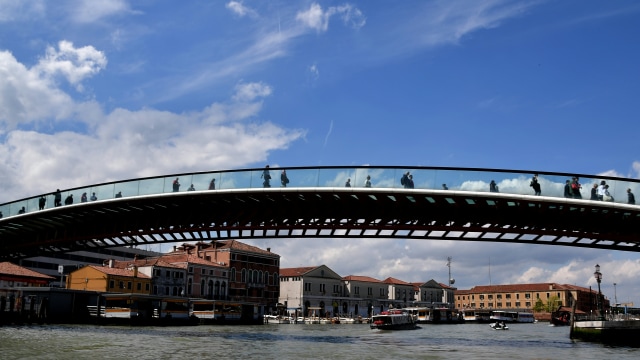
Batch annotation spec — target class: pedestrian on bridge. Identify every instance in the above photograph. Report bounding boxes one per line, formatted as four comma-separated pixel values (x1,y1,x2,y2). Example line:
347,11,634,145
54,189,62,207
530,174,541,196
39,196,46,210
209,178,216,190
281,170,290,187
64,194,73,205
490,180,498,192
261,165,271,187
345,178,351,187
172,178,180,192
628,189,636,205
364,175,371,187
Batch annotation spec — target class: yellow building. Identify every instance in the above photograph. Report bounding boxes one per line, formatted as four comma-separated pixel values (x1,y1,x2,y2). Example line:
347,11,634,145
67,264,151,294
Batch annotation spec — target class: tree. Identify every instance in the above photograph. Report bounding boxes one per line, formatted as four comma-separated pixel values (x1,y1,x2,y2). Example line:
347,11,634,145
533,298,545,312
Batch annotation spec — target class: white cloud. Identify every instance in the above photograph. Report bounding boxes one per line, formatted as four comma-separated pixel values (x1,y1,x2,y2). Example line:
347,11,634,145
35,40,108,91
0,44,305,200
226,1,258,18
296,3,366,33
69,0,135,23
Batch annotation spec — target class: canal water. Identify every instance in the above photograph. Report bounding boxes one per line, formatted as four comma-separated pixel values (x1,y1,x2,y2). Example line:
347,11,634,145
1,322,638,360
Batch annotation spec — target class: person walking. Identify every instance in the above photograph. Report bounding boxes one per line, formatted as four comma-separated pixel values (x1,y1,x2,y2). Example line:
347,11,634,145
628,188,636,205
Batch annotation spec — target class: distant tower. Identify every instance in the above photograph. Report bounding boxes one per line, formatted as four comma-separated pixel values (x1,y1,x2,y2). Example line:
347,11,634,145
447,256,455,286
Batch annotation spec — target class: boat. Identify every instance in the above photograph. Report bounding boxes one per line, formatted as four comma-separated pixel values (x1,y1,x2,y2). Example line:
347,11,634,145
490,310,535,323
571,319,640,345
461,309,491,323
490,321,509,330
403,307,464,324
370,309,419,330
551,306,586,326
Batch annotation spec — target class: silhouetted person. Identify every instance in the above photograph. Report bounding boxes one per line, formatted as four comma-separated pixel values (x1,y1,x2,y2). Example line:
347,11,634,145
571,177,582,199
172,178,180,192
590,184,598,200
39,196,46,210
345,178,351,187
530,174,541,196
490,180,498,192
209,178,216,190
364,175,371,187
628,189,636,205
54,189,62,207
81,192,88,203
442,184,448,190
0,211,3,219
564,180,572,198
281,170,289,187
406,174,414,189
597,181,606,201
401,172,410,188
261,165,271,188
90,192,97,201
18,206,25,214
64,194,73,205
115,191,122,198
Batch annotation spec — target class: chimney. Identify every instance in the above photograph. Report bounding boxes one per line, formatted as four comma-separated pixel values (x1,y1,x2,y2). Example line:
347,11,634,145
133,265,138,278
267,247,271,252
108,259,114,268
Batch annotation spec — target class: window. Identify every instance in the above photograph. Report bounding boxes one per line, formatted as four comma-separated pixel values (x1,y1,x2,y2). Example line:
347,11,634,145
525,302,531,307
506,294,511,299
506,302,511,307
479,295,485,300
379,288,385,296
515,302,521,307
497,294,502,299
188,267,193,273
319,283,326,293
355,286,360,295
201,268,206,275
145,284,150,291
136,283,142,291
127,281,132,290
119,281,124,289
165,270,170,278
525,293,531,299
109,280,115,289
497,302,502,308
368,287,372,296
304,283,311,291
488,295,493,300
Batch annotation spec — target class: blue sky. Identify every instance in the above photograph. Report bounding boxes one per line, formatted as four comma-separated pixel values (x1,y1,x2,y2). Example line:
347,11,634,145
1,0,640,306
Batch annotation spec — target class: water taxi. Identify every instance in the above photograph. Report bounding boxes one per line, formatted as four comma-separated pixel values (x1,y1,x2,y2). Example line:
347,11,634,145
370,309,419,330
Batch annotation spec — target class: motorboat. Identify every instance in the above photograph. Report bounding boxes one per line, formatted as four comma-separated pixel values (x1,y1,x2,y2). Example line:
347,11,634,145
370,309,419,330
490,322,509,330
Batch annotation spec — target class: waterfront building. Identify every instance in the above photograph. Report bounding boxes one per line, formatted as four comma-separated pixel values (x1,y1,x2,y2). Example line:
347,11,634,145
342,275,388,317
411,279,456,308
111,257,187,297
186,240,280,313
18,246,162,287
66,264,151,294
0,262,55,289
279,265,344,318
158,246,228,299
454,283,609,314
383,277,414,309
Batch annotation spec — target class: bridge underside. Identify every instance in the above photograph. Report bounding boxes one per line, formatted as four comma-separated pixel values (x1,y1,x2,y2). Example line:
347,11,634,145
1,188,639,260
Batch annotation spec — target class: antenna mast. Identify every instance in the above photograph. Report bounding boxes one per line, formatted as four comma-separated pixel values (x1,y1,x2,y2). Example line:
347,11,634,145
447,256,455,286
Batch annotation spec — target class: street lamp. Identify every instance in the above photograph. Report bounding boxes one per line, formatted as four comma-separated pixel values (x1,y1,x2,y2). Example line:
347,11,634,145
594,264,604,320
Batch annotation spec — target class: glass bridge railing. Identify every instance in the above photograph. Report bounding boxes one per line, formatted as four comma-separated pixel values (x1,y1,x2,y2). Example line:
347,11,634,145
0,166,638,219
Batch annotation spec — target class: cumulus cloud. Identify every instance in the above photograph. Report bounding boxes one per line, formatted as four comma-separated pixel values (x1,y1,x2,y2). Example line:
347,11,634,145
35,40,108,91
0,43,305,201
296,3,366,33
226,1,258,18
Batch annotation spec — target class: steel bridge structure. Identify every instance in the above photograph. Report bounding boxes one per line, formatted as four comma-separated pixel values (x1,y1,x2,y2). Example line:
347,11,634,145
1,166,639,260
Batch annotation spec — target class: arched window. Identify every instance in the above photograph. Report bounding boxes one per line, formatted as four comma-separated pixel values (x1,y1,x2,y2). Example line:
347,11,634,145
187,278,193,296
215,281,221,298
273,272,279,285
230,268,236,282
258,270,263,284
221,282,226,298
201,279,205,296
241,269,246,283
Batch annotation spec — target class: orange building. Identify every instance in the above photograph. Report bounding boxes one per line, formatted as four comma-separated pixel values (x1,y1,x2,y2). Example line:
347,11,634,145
67,264,151,294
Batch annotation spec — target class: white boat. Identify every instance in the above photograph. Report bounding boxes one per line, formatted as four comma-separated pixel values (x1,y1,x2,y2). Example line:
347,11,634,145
403,307,464,324
370,309,419,330
490,322,509,330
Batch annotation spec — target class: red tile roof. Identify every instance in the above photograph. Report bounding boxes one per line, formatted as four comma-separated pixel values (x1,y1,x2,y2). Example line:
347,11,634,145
214,240,280,257
461,283,593,293
0,262,55,280
280,267,317,277
87,265,150,278
383,277,411,285
342,275,382,283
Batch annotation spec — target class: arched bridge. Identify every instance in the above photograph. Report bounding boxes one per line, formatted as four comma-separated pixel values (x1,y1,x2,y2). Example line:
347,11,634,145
1,166,639,260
